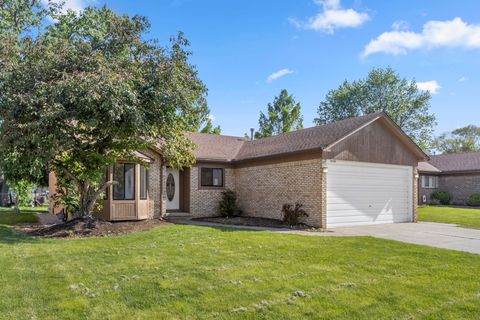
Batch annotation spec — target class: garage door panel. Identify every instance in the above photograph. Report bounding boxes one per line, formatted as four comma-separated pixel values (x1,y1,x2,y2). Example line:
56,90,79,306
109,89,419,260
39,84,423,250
328,217,410,227
327,207,411,217
327,186,408,199
326,160,413,228
327,202,410,212
329,166,410,175
327,191,409,200
328,213,410,223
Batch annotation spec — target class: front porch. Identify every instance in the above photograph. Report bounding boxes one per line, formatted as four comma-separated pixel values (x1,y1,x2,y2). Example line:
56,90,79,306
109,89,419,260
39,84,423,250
94,163,191,221
96,162,152,221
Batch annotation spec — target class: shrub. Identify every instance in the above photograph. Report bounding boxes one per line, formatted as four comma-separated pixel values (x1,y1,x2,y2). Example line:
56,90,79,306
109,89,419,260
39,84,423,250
282,202,308,225
218,189,241,217
467,193,480,207
431,191,451,205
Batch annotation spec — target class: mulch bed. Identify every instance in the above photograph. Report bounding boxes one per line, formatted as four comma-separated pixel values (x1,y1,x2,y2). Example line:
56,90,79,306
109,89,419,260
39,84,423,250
192,216,313,230
14,217,171,238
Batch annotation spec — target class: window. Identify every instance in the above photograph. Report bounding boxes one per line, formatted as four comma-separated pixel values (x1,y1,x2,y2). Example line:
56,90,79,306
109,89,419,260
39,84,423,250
113,163,135,200
422,175,438,189
140,165,148,200
200,168,224,187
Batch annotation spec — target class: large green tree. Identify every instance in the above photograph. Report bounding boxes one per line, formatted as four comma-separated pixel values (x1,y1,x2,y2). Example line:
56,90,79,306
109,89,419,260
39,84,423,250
434,125,480,154
314,67,436,151
0,3,207,217
255,89,303,139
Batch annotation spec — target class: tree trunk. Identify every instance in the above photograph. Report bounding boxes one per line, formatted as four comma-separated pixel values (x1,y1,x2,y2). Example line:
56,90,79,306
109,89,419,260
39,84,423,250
77,180,116,218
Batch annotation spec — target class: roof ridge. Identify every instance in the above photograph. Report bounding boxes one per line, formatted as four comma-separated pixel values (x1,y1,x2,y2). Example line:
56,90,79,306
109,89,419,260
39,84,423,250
242,112,384,144
432,150,480,157
189,132,246,140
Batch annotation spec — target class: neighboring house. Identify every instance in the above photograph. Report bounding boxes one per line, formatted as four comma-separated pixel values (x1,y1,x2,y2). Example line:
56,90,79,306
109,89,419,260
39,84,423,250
418,151,480,205
50,112,428,228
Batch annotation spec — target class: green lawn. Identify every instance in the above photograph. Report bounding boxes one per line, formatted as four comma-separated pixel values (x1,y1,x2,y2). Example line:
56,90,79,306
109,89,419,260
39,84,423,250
0,224,479,319
0,206,47,225
419,206,480,229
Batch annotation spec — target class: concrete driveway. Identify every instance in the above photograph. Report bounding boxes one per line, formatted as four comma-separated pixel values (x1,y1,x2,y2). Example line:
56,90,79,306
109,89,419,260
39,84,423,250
325,222,480,255
171,218,480,255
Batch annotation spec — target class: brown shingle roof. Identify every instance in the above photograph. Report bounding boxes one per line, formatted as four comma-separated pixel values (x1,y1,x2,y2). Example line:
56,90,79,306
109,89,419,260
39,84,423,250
235,112,383,161
188,133,246,162
189,112,403,162
417,161,441,173
420,151,480,173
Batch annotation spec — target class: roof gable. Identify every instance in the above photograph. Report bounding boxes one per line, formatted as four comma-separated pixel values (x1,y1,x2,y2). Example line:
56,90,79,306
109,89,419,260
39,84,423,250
188,112,427,163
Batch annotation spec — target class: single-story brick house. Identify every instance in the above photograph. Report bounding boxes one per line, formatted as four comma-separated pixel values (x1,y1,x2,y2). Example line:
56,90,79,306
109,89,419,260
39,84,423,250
50,112,428,228
418,151,480,205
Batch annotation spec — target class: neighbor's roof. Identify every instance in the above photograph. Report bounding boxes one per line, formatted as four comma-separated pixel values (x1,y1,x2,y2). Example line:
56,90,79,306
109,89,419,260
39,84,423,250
417,161,441,173
419,151,480,174
190,112,427,163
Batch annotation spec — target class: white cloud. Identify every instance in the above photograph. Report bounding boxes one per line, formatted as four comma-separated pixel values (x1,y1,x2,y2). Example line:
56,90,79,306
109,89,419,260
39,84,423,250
41,0,94,14
362,17,480,57
458,76,468,82
417,80,441,94
266,69,294,83
290,0,369,34
391,20,410,31
207,114,215,121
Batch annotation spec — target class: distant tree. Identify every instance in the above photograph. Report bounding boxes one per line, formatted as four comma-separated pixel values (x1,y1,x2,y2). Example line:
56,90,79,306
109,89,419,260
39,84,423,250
0,4,207,218
255,89,303,139
8,180,34,210
314,67,436,151
180,105,221,135
200,116,221,135
434,125,480,154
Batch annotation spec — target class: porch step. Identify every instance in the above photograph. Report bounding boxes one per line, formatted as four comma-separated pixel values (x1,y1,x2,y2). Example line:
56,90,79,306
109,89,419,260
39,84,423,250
165,211,190,218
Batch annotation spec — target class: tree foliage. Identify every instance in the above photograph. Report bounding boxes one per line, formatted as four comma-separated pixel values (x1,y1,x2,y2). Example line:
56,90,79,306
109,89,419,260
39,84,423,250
255,89,303,139
434,125,480,154
0,4,208,217
314,67,436,151
200,116,221,135
8,180,34,207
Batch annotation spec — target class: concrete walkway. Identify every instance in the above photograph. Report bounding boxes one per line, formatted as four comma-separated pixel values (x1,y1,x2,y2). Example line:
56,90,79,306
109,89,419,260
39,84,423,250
171,218,480,255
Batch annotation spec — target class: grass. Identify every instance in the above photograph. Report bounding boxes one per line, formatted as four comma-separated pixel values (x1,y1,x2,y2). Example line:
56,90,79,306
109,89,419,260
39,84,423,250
419,206,480,229
0,206,47,225
0,224,479,319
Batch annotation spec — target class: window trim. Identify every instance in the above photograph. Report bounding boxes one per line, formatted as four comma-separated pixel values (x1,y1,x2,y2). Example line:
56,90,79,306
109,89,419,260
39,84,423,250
140,165,148,200
422,175,438,189
199,167,225,189
113,163,136,200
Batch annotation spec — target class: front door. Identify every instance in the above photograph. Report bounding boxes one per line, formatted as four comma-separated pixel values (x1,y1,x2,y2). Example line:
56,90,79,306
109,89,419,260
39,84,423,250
166,168,180,210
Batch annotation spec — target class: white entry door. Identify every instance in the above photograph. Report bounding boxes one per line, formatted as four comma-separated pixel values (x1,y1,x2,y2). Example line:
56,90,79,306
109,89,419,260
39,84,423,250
326,160,413,228
166,168,180,210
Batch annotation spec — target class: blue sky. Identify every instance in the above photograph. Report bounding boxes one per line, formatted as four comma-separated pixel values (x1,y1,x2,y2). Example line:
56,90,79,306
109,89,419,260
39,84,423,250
50,0,480,137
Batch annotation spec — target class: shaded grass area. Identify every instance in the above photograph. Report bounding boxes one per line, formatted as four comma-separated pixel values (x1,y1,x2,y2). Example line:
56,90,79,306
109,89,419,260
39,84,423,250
0,224,479,319
0,206,47,225
419,206,480,229
0,205,48,213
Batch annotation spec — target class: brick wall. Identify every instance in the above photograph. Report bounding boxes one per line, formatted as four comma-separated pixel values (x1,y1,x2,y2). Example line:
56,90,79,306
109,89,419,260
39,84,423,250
439,174,480,205
189,166,236,217
418,173,480,205
418,175,439,205
235,158,324,228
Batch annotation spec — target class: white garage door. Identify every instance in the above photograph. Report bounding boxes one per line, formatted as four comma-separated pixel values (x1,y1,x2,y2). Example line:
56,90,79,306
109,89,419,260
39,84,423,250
327,160,413,228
